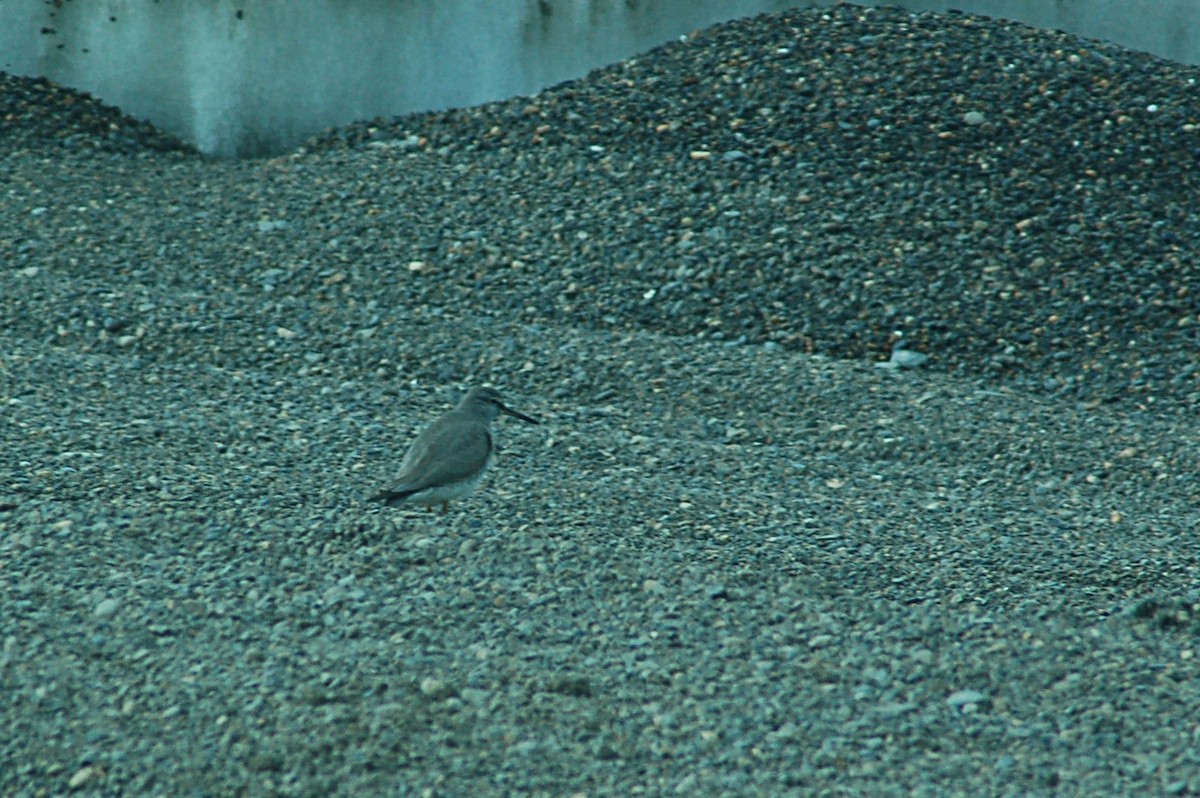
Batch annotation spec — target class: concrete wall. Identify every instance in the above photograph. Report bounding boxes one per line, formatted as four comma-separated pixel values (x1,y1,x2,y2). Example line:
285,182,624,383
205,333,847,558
1,0,1195,157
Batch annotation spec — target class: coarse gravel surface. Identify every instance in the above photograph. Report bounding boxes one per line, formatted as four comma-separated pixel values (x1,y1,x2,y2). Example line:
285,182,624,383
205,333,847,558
2,4,1199,797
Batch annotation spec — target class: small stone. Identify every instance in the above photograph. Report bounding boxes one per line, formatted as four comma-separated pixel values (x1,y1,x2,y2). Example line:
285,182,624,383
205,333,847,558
509,739,540,757
704,583,730,600
419,677,450,697
460,688,490,708
875,347,930,369
94,598,120,619
948,689,988,708
963,110,987,125
68,766,98,788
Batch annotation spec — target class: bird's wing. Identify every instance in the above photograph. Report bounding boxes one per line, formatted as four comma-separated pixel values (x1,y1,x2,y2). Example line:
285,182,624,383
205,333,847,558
385,421,492,492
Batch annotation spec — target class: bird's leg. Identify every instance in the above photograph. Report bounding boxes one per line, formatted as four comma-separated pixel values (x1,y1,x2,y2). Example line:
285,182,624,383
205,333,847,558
440,501,449,515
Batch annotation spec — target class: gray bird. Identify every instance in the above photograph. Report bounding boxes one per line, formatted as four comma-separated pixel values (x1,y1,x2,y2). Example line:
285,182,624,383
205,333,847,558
369,386,538,513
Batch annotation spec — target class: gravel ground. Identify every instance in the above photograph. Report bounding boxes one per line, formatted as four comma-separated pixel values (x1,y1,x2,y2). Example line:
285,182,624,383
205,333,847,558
2,4,1199,797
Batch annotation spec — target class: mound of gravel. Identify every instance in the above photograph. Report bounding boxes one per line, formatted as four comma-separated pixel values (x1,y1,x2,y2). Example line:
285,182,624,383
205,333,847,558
2,5,1199,797
0,71,192,156
307,4,1200,412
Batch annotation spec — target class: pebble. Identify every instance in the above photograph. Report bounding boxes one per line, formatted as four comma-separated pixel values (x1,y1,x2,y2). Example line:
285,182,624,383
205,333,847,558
93,598,120,619
947,689,989,709
68,766,98,788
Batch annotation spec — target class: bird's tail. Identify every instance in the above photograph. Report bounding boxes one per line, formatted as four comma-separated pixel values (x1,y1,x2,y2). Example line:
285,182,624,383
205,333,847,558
369,486,421,507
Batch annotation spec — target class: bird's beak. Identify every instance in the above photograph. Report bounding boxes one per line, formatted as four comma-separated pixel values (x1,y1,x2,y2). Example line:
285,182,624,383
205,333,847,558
501,404,539,424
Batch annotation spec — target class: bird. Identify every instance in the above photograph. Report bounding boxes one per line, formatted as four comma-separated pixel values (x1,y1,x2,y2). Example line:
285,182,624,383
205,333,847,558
369,386,539,514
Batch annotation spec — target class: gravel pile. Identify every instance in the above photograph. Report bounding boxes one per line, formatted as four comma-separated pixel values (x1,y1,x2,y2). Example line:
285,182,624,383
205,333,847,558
307,4,1200,412
0,72,191,156
2,4,1199,797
